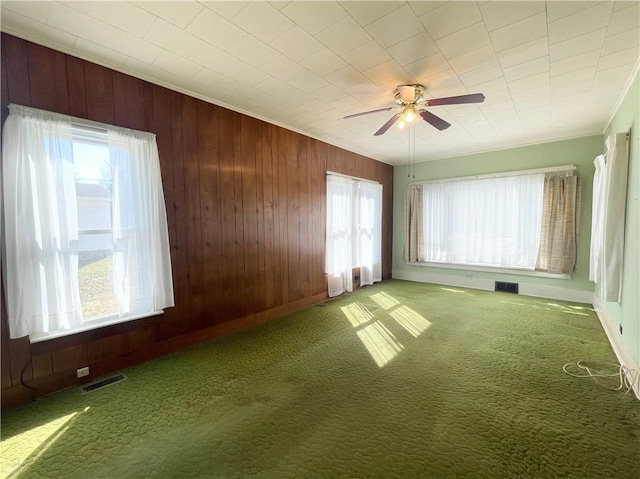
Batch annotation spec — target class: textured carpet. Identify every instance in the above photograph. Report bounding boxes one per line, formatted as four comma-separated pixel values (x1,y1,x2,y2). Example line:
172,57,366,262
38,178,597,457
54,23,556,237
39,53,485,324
1,280,639,479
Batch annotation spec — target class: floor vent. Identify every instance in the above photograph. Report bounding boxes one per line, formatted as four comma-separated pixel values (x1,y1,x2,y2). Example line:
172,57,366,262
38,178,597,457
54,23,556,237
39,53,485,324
81,373,127,395
495,281,519,294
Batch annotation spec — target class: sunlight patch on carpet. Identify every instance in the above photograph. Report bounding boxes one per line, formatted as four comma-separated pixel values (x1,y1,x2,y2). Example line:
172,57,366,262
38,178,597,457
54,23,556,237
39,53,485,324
390,305,431,337
357,321,404,367
1,407,89,477
341,302,374,327
369,291,400,310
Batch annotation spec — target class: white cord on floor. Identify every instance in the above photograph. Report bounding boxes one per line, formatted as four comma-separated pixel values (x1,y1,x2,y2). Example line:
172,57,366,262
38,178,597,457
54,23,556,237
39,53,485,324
562,360,639,395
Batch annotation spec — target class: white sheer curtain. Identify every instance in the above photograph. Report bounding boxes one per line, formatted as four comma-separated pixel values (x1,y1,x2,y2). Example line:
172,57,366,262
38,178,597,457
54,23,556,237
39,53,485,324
326,174,383,297
2,104,174,340
326,175,354,297
422,174,544,268
355,181,382,286
110,130,174,316
589,133,630,302
2,106,84,338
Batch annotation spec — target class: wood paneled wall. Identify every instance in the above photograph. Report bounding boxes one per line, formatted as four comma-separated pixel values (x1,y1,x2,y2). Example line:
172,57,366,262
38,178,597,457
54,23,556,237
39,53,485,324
0,34,393,409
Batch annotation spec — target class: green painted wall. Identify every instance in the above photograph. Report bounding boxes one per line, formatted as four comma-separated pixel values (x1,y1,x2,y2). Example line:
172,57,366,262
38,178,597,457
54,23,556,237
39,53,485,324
392,134,604,292
602,73,639,365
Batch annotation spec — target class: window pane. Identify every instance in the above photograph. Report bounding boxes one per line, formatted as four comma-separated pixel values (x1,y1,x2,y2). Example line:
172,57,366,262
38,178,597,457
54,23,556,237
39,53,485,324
73,140,118,321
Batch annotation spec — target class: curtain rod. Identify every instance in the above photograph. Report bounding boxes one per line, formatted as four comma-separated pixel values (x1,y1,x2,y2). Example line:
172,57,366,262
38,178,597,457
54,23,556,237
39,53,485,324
326,171,380,185
408,164,577,186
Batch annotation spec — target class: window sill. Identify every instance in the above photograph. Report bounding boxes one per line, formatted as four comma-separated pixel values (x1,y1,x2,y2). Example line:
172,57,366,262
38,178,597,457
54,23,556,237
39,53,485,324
29,310,164,344
406,261,570,280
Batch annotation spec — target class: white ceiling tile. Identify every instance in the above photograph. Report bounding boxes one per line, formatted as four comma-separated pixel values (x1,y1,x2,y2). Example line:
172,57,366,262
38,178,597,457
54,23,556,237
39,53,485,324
299,49,347,77
472,77,511,101
497,37,548,68
404,53,451,79
268,2,290,11
490,12,547,52
418,69,460,90
387,32,439,66
0,9,77,50
271,26,325,62
449,45,498,75
144,18,204,58
339,1,401,26
458,62,504,88
107,30,163,64
204,1,250,20
548,3,613,45
344,81,385,101
546,1,606,22
153,50,202,77
362,60,410,86
550,81,592,99
134,1,204,29
259,54,305,84
503,56,549,82
47,2,114,46
122,57,171,82
189,42,239,74
598,46,640,71
281,1,346,35
436,22,491,58
63,1,156,38
508,72,549,93
420,1,482,40
74,37,128,67
607,2,640,36
550,51,600,77
288,71,330,94
255,76,294,96
479,1,545,32
324,65,369,89
231,61,270,87
408,1,448,17
2,1,50,23
365,4,424,48
315,16,371,55
342,41,391,72
548,29,606,62
550,67,596,89
601,28,640,56
186,8,246,50
590,78,628,95
510,84,550,103
229,35,281,67
593,64,636,84
231,2,295,43
312,84,349,103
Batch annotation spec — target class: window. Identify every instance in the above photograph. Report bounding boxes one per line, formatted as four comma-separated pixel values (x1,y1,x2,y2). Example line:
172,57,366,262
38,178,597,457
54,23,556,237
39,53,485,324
405,166,580,275
2,104,174,341
326,174,382,297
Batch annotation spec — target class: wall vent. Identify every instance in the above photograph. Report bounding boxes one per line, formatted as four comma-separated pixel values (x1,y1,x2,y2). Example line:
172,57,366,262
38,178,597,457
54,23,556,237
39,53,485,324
495,281,519,294
80,373,127,395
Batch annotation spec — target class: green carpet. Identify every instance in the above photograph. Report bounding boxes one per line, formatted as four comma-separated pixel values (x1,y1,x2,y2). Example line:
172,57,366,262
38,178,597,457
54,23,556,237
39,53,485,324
2,280,639,478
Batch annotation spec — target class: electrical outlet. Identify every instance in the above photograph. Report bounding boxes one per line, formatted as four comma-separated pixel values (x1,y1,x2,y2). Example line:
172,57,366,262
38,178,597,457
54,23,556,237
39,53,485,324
77,366,90,378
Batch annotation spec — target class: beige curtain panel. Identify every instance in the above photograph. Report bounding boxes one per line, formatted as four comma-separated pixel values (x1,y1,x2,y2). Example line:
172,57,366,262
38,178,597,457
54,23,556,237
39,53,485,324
404,184,424,263
536,173,581,274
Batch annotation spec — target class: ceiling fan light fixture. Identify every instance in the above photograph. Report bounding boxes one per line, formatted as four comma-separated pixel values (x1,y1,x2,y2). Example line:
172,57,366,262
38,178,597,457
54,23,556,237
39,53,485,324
403,107,417,123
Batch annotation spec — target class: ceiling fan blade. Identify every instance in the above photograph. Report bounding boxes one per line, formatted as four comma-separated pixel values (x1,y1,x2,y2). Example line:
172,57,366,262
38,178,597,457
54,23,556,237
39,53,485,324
343,107,394,119
426,93,485,106
374,113,402,136
419,110,451,131
397,85,416,103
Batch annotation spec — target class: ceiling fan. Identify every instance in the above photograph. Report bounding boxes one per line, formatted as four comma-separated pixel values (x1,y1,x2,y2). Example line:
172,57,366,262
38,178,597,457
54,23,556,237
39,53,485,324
344,84,485,136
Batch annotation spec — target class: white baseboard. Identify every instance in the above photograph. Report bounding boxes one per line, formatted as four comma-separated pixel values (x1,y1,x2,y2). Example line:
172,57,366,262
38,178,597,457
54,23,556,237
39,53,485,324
592,294,640,400
392,270,593,303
